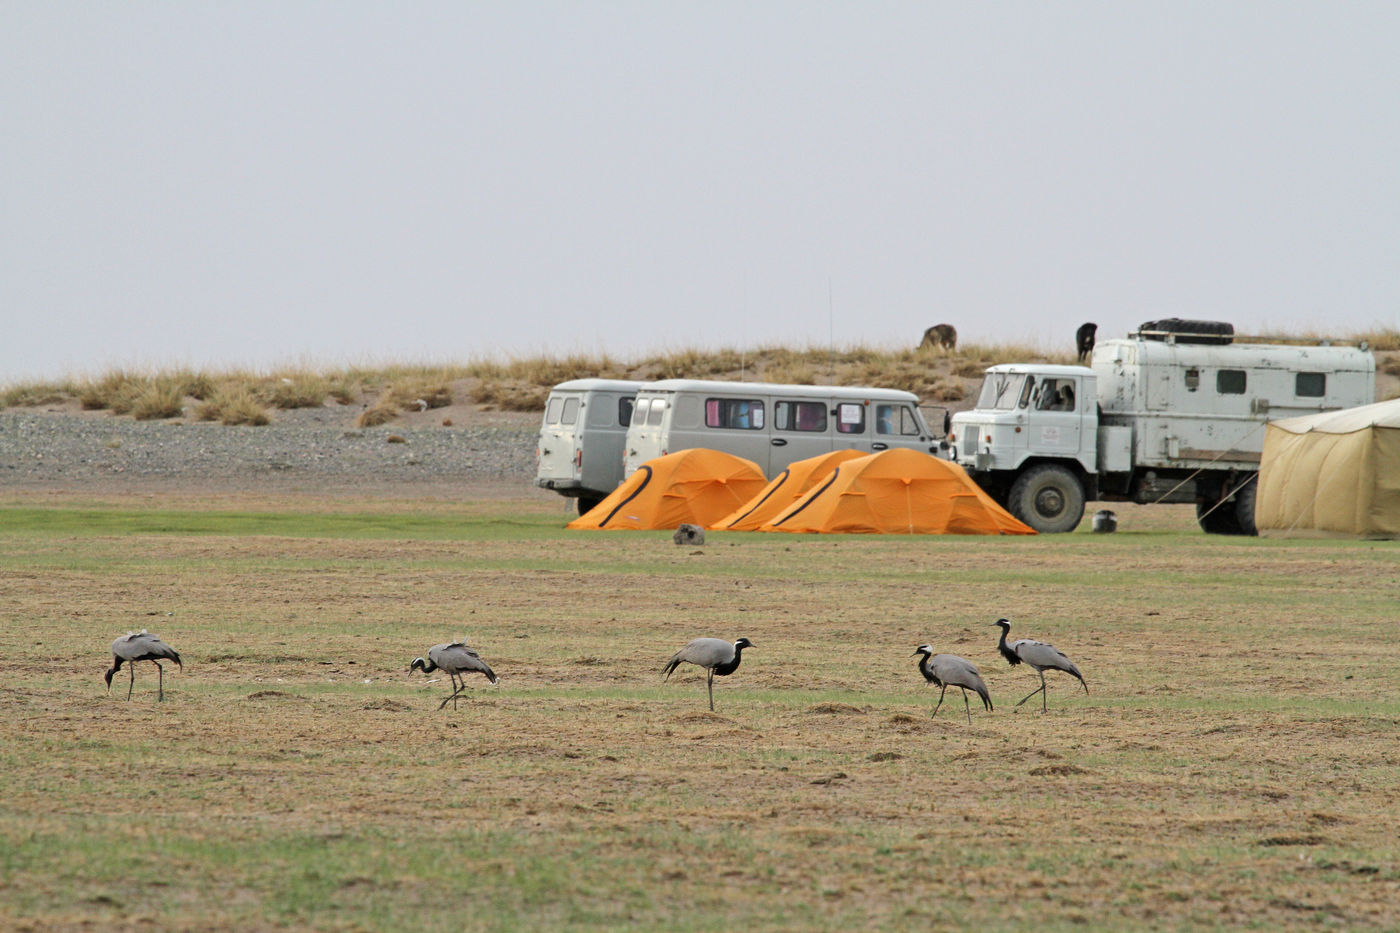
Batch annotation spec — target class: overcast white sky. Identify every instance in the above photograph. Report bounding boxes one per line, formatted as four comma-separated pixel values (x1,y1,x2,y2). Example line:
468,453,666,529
3,2,1397,384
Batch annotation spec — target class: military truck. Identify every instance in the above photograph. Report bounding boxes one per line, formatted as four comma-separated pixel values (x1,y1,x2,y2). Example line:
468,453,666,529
947,321,1375,534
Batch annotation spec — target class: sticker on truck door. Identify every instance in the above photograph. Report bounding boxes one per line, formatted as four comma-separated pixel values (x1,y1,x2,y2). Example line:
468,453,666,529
1040,426,1061,444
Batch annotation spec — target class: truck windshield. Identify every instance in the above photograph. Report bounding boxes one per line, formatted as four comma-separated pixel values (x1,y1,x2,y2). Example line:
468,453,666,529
975,373,1029,411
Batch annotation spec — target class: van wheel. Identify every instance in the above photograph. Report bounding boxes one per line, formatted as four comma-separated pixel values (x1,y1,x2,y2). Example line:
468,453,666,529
1007,465,1085,533
577,495,602,515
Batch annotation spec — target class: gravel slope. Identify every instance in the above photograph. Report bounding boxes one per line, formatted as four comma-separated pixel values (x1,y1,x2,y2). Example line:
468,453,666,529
0,406,543,496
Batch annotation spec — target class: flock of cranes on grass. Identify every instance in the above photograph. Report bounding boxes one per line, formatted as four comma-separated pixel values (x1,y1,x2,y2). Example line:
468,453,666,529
104,618,1088,720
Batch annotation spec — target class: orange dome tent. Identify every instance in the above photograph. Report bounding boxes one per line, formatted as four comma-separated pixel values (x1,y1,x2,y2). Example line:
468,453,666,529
567,449,768,531
711,449,868,531
759,448,1036,535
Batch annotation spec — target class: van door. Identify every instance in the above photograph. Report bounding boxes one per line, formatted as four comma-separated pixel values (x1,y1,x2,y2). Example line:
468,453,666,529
535,392,584,489
698,392,773,474
770,397,835,471
871,402,936,454
577,391,633,495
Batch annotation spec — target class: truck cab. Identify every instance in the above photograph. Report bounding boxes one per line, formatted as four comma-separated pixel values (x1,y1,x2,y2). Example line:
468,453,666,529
949,364,1099,533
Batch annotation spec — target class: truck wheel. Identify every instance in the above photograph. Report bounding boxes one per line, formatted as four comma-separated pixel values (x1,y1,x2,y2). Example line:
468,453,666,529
1234,474,1259,536
1196,474,1257,536
577,495,603,515
1007,464,1086,533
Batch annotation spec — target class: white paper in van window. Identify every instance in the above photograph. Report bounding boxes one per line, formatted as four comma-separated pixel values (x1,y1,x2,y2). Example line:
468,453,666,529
839,405,861,424
752,408,764,428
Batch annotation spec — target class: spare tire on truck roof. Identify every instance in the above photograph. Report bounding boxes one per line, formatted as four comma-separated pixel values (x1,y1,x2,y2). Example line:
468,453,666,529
1135,318,1235,345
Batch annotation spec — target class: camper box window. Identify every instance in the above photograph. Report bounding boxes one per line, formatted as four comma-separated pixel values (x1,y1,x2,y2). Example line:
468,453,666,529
836,402,866,434
618,397,635,427
633,398,651,424
705,398,765,430
1296,372,1326,398
561,397,580,424
1217,370,1247,395
646,400,666,426
546,397,564,424
776,401,828,432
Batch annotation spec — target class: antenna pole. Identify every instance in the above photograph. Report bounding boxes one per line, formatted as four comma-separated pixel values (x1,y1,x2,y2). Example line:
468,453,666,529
828,277,835,382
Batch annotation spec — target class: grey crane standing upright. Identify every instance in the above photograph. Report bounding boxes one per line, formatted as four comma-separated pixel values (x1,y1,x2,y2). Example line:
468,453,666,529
105,630,182,701
662,637,753,711
912,645,993,723
410,642,499,710
992,618,1088,711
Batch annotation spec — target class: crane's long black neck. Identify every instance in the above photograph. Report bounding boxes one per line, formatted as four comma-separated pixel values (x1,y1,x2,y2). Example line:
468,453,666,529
995,624,1020,666
914,649,939,684
714,644,746,677
412,658,437,674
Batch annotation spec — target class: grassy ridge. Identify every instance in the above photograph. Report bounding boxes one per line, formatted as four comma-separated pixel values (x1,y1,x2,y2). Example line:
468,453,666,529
2,495,1399,930
7,328,1398,417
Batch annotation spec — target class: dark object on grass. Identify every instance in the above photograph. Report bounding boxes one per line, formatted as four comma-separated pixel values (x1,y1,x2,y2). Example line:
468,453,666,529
673,523,705,546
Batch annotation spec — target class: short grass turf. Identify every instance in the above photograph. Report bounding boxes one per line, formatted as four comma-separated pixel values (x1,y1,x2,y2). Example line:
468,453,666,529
1,496,1398,931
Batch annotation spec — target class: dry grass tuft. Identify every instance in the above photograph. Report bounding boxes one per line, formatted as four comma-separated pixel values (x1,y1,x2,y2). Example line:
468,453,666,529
131,381,186,420
260,374,330,410
468,381,550,411
195,388,271,426
355,398,399,428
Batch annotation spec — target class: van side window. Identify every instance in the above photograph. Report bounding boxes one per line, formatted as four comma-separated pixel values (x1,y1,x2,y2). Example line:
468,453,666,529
776,401,827,432
618,398,635,427
898,406,922,435
1295,372,1325,398
1217,370,1247,395
545,397,563,424
705,398,765,429
646,400,666,426
561,398,580,425
836,402,865,434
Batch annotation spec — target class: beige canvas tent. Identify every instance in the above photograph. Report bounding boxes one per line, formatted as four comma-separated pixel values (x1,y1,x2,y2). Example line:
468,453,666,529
1256,398,1400,537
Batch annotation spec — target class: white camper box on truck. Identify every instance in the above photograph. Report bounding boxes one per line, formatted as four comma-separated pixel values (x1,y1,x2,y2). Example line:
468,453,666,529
624,379,941,478
535,379,644,514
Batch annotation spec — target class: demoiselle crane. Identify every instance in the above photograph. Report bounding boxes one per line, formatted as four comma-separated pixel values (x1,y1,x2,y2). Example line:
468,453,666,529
992,618,1087,711
662,637,753,711
410,642,499,710
105,631,182,701
913,645,993,723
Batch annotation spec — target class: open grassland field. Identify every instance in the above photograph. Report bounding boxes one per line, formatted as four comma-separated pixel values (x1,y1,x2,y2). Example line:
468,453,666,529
1,492,1398,931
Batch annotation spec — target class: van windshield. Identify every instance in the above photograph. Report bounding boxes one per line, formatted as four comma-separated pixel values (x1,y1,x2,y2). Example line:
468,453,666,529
976,373,1029,411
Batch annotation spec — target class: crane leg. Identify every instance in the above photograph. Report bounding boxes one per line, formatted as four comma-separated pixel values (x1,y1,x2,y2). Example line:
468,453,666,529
155,661,164,701
960,687,972,724
931,684,948,718
707,670,715,712
127,664,135,700
1014,676,1046,709
439,675,467,711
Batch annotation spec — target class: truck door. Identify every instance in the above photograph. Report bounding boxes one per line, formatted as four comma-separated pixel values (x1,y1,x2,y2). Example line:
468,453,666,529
1027,376,1084,458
